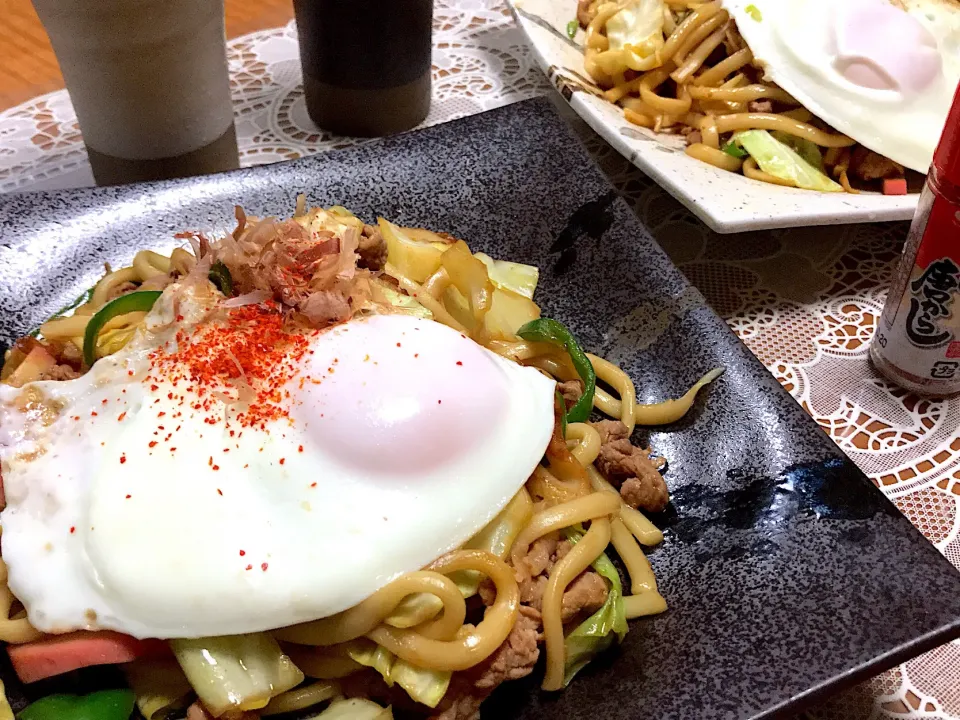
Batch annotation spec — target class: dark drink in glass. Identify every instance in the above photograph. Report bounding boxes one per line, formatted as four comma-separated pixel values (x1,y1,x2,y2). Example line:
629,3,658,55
293,0,433,137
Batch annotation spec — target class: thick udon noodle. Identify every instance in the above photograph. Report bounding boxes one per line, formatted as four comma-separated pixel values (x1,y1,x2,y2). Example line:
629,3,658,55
582,0,867,191
0,213,694,711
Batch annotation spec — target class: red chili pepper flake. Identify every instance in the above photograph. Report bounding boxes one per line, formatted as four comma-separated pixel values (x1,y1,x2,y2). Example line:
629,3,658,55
244,463,249,469
167,392,174,400
70,526,76,534
246,564,253,571
279,458,286,465
460,334,467,339
239,549,246,556
396,342,402,347
298,445,304,453
148,441,158,448
90,411,98,417
101,399,108,405
125,494,131,499
157,411,166,418
456,361,463,366
127,370,134,376
217,488,223,496
118,411,127,422
170,447,177,452
119,454,127,464
147,303,312,429
73,415,80,421
438,400,442,404
261,563,269,571
212,465,220,471
150,384,159,392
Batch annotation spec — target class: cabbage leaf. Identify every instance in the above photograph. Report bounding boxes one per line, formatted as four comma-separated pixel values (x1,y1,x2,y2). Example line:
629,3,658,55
171,633,304,716
772,131,824,171
385,489,532,628
123,659,193,720
606,0,665,60
309,698,394,720
371,279,433,319
562,529,629,686
735,130,843,192
473,252,539,298
345,640,451,709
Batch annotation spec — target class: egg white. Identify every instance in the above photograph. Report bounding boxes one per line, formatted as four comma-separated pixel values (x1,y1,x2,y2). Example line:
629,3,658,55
724,0,960,172
0,285,556,638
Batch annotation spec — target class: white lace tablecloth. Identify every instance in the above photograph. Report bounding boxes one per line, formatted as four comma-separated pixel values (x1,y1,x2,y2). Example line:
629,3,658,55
1,2,958,718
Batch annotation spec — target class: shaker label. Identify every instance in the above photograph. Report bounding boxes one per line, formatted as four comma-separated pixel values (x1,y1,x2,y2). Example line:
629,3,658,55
875,189,960,387
904,257,960,347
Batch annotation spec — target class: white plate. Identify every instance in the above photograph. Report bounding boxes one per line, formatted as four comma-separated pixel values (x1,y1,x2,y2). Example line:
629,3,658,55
509,0,919,233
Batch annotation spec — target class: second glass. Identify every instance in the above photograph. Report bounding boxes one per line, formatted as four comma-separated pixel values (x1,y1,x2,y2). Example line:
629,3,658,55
293,0,433,137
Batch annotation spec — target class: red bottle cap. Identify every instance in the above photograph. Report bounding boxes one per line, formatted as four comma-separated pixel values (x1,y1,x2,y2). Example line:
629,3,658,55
933,81,960,186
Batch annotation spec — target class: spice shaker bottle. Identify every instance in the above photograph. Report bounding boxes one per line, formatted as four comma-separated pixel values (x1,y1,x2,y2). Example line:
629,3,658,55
870,82,960,395
293,0,433,137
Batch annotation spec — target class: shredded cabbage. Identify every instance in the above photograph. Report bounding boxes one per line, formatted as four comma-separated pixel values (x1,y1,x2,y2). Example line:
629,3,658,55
562,529,628,686
171,633,304,716
345,640,451,708
606,0,665,59
735,130,843,192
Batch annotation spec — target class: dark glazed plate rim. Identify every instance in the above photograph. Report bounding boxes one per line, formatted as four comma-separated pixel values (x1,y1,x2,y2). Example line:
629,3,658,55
2,97,960,720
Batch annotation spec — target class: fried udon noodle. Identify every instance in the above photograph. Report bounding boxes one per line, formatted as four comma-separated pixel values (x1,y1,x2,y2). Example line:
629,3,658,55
577,0,911,193
0,198,720,719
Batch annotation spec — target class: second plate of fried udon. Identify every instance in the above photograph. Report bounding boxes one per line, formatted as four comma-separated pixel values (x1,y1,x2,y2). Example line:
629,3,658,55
510,0,922,232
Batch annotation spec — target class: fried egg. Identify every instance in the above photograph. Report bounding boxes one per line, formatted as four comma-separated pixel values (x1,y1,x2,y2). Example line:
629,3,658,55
0,284,555,638
723,0,960,172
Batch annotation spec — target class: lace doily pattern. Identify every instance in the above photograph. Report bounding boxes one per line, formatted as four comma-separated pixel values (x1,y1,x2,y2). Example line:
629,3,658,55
0,1,546,192
0,3,957,718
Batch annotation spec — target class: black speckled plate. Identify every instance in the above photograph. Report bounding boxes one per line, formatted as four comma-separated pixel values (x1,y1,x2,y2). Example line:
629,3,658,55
2,97,960,720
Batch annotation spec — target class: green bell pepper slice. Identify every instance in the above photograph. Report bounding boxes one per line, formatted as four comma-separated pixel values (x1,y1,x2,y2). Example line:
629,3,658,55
82,290,162,368
517,318,596,424
208,261,234,297
19,689,135,720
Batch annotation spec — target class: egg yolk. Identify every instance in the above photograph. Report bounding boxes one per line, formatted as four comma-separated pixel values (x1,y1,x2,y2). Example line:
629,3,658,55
831,0,941,93
290,316,509,475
